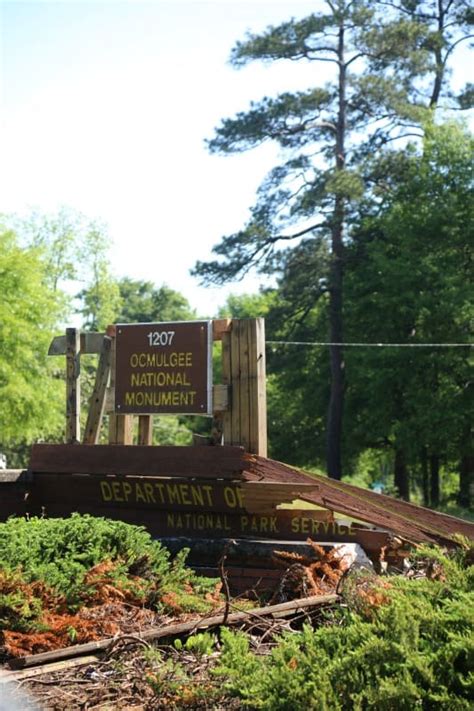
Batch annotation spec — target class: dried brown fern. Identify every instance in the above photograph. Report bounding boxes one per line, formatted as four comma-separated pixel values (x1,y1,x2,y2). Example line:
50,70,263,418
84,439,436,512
272,540,349,601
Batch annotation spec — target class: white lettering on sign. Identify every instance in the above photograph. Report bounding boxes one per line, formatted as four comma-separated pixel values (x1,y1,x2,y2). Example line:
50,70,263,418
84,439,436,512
147,330,175,347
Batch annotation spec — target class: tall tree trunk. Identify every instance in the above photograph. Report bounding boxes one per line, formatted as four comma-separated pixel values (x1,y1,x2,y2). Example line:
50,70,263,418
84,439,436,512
327,18,346,480
458,455,472,509
394,448,410,501
430,454,440,508
421,446,430,507
429,0,446,107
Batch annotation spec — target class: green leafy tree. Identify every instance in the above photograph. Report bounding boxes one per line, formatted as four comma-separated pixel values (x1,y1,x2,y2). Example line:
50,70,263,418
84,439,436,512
218,290,277,320
385,0,473,109
116,278,196,324
11,206,81,292
344,122,473,502
78,224,122,331
194,0,470,478
0,228,65,460
9,207,127,331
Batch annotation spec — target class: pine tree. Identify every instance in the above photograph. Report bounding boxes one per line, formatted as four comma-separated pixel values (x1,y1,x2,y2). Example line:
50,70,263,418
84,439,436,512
193,0,471,478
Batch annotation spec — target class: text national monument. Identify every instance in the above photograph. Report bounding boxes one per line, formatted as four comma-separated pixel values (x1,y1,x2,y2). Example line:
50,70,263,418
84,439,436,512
114,321,213,415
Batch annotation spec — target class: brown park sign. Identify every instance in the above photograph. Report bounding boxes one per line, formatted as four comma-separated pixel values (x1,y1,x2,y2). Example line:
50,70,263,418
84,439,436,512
114,321,212,415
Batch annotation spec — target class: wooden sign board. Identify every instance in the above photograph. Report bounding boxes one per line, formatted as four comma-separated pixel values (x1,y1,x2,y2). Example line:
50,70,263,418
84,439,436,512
10,471,390,553
26,474,327,516
114,321,212,415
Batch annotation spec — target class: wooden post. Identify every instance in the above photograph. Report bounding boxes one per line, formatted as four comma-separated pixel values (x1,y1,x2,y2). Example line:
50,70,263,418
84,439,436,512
112,415,134,445
107,326,133,445
138,416,153,446
65,328,81,443
222,318,267,456
82,336,112,444
249,318,267,456
221,327,233,447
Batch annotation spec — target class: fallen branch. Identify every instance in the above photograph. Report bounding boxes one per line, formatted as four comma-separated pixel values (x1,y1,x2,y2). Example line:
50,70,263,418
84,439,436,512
0,655,100,684
9,593,338,670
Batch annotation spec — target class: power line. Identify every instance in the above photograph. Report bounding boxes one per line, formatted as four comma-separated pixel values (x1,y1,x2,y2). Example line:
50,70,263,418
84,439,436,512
266,341,473,348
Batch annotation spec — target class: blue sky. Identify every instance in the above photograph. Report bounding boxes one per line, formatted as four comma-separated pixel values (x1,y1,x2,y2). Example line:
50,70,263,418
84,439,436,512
1,1,471,317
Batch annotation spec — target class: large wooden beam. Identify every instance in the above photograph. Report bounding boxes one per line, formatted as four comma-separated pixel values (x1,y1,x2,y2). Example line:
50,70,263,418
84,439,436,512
24,474,322,515
48,332,105,356
65,328,81,443
212,318,232,341
83,336,112,444
245,457,474,544
107,326,134,445
137,415,153,445
29,444,246,478
223,319,267,456
248,318,267,456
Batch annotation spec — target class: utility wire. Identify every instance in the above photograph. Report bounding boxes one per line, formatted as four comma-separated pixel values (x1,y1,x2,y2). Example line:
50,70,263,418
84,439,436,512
266,341,473,348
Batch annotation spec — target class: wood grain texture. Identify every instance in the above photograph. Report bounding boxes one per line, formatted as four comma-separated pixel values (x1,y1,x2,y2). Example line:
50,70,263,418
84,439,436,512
22,474,324,515
137,415,153,446
83,336,112,444
65,328,81,443
230,320,242,447
238,320,251,452
212,318,232,341
221,330,233,445
48,332,105,356
248,318,267,456
107,332,133,444
243,456,474,544
29,444,246,478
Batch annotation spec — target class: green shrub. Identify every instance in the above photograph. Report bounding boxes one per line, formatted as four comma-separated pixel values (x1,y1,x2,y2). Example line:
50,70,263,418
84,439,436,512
214,546,474,710
0,514,220,631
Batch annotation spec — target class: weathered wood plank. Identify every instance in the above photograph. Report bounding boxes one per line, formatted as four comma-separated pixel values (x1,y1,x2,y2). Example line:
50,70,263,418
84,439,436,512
248,318,267,456
115,415,134,445
16,496,380,546
0,655,100,683
0,470,29,483
138,415,153,446
238,320,251,452
83,336,112,444
241,482,324,514
107,330,134,444
212,384,229,412
244,456,474,544
24,474,322,515
221,330,233,445
230,321,241,446
29,444,246,478
212,318,232,341
48,332,105,356
65,328,81,443
107,328,118,443
9,594,338,669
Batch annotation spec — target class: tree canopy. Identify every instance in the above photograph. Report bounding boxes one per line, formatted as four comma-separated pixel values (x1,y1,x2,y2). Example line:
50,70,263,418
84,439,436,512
0,228,64,450
116,279,196,324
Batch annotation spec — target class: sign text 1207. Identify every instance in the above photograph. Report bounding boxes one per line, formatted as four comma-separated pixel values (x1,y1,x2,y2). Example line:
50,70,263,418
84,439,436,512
147,331,175,347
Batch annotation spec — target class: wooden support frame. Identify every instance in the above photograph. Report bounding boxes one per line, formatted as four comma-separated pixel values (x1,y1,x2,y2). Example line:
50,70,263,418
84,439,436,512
65,328,81,443
50,317,267,454
83,336,112,444
107,327,133,445
138,416,153,446
221,318,267,456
